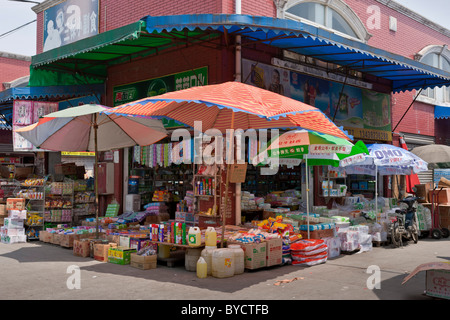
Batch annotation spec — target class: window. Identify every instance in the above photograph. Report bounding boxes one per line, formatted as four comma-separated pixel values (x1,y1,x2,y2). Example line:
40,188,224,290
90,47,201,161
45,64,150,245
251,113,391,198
280,0,370,42
418,46,450,104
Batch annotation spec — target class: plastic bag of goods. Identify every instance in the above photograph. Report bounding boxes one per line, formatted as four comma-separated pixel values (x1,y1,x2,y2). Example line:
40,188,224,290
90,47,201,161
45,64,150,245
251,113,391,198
323,237,341,259
290,239,328,266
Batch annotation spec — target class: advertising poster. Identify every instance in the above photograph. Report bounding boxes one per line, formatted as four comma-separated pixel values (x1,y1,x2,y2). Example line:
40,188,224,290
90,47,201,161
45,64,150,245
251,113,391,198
244,61,290,97
13,100,33,126
43,0,99,52
243,59,392,141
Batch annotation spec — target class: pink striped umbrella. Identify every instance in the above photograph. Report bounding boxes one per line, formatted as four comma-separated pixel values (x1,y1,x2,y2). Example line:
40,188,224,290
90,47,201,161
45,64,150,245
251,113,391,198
106,81,350,140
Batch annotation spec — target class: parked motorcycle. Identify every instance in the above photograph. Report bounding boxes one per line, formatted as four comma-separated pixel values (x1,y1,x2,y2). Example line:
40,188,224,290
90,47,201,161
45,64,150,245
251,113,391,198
389,196,420,247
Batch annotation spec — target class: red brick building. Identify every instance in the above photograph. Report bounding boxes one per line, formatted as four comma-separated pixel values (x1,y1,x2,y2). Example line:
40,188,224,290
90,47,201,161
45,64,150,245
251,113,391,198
0,52,30,91
31,0,449,147
27,0,450,217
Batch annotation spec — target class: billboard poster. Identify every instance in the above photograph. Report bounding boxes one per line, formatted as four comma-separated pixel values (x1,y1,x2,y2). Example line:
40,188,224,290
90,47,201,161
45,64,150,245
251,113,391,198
246,62,290,97
43,0,99,52
113,67,208,128
243,59,392,141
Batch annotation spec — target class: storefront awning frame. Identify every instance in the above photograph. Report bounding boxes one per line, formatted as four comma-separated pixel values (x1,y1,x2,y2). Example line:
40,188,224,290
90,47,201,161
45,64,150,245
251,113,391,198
30,14,450,93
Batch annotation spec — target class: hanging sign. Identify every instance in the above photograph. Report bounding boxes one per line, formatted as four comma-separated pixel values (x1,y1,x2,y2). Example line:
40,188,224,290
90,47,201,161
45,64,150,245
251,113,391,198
229,163,248,183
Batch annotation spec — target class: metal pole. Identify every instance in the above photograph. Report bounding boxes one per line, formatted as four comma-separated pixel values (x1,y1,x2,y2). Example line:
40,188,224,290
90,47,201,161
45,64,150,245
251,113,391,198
94,114,99,239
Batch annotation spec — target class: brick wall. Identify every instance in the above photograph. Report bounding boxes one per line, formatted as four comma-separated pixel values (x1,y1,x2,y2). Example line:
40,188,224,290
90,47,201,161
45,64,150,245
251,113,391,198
345,0,450,142
34,0,449,142
105,41,234,106
0,56,31,91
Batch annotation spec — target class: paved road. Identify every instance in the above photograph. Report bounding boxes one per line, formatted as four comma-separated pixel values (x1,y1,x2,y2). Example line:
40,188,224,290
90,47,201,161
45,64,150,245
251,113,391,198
0,237,449,303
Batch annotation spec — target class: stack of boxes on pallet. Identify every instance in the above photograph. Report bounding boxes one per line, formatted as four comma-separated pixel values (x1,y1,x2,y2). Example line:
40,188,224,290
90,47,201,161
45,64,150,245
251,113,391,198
1,198,27,244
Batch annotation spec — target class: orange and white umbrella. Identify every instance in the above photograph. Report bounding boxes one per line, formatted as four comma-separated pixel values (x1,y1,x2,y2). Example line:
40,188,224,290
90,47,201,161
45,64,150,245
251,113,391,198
105,81,351,140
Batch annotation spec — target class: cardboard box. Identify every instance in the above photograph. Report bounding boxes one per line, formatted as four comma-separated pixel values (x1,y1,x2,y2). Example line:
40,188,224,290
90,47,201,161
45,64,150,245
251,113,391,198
6,198,25,211
239,242,267,270
1,227,25,237
108,246,136,265
266,238,283,267
55,163,77,176
41,231,53,243
129,238,152,251
426,269,450,299
0,204,6,216
60,234,81,248
1,234,26,244
3,218,24,229
94,243,117,262
8,210,27,219
14,167,33,179
429,188,450,205
130,253,157,270
73,239,91,257
415,183,432,203
119,236,130,248
105,234,120,244
51,233,62,245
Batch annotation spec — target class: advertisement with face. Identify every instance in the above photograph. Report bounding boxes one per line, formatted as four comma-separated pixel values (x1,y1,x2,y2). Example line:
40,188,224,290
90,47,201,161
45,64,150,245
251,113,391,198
242,59,391,140
43,0,99,52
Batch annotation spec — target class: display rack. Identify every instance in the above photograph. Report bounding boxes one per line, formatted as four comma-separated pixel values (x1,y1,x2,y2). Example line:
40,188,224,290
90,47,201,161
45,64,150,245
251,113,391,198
44,178,74,227
17,177,46,241
73,179,95,224
0,154,35,179
193,163,221,219
319,167,347,199
347,174,376,199
243,165,302,196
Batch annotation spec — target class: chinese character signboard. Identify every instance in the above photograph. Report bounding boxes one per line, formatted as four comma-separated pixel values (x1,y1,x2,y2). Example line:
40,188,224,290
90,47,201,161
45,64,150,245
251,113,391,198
43,0,99,52
113,67,208,128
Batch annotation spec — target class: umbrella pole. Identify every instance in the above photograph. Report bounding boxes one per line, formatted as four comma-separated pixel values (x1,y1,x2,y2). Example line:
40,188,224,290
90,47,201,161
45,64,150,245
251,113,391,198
221,112,235,248
306,154,310,239
375,165,378,223
94,115,99,239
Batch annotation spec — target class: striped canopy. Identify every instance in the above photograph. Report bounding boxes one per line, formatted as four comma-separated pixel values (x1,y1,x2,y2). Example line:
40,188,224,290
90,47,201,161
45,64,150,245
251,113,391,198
105,81,351,140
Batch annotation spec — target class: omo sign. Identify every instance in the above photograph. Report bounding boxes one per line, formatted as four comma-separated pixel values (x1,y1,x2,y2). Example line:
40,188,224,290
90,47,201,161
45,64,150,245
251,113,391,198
43,0,99,52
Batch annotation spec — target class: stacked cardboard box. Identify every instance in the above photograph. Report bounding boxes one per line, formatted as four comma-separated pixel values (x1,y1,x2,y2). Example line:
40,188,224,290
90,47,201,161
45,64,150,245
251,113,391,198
1,198,27,244
130,253,157,270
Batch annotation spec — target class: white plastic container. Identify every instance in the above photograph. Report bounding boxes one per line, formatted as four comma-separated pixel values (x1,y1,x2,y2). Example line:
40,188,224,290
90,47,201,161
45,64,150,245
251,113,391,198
201,246,217,276
185,247,202,271
227,244,245,275
205,227,217,247
188,227,201,247
211,248,234,278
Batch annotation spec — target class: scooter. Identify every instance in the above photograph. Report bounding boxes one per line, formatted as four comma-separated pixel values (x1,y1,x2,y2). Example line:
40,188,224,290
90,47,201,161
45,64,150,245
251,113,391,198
390,196,420,248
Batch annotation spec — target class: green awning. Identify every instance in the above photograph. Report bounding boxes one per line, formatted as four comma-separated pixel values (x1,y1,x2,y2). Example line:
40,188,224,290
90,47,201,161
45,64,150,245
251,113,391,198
30,20,218,87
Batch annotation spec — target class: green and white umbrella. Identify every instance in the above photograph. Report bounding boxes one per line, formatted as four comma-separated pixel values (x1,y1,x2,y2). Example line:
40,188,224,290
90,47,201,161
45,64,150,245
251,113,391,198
256,130,368,238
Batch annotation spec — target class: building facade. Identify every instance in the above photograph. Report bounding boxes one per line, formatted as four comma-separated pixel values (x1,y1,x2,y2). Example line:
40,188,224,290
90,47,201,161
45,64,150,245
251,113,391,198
26,0,450,218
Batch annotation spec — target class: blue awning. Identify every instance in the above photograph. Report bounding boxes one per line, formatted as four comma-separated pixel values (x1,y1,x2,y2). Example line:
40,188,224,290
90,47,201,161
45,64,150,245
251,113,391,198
0,83,104,103
0,83,104,129
142,14,450,93
435,105,450,119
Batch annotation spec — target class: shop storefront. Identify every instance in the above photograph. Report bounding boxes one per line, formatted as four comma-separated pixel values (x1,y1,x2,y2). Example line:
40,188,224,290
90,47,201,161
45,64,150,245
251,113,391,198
2,13,449,274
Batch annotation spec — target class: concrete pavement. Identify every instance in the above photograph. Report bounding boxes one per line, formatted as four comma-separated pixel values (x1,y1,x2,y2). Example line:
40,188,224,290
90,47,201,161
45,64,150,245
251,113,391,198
0,237,449,301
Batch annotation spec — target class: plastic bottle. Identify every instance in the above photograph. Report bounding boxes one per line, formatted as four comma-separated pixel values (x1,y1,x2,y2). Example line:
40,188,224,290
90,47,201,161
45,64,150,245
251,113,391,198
188,227,202,247
228,244,245,275
205,227,217,247
196,257,208,278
